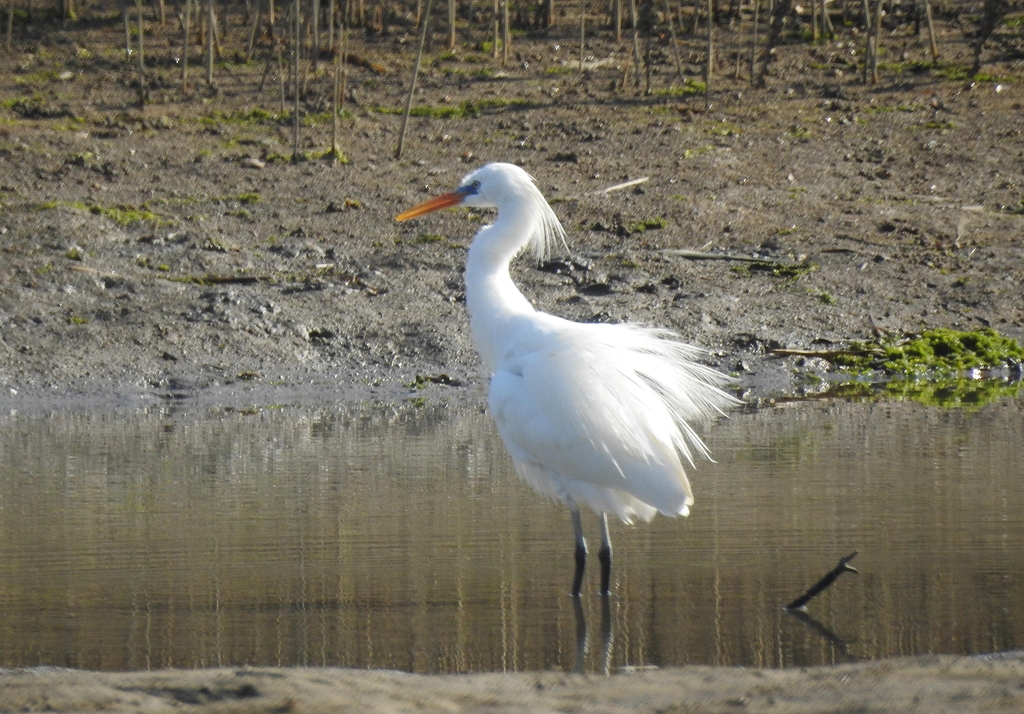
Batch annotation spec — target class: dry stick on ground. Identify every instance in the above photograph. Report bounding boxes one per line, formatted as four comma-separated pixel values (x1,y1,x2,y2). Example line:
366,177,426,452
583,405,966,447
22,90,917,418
312,0,319,70
704,0,712,106
396,0,432,159
206,0,214,83
629,0,642,87
618,50,631,90
613,0,621,42
292,0,301,161
639,0,655,93
340,22,348,111
784,552,859,611
923,0,938,63
749,0,758,84
277,42,285,110
330,31,340,159
860,0,872,82
644,27,652,93
6,0,13,50
447,0,454,48
579,0,585,71
181,0,190,88
300,1,311,95
122,0,132,54
328,24,348,161
136,0,145,106
245,0,260,59
662,0,684,82
492,0,498,58
822,0,834,35
598,176,649,193
327,0,334,51
662,248,788,262
869,0,881,82
502,0,509,65
733,0,741,79
769,347,883,359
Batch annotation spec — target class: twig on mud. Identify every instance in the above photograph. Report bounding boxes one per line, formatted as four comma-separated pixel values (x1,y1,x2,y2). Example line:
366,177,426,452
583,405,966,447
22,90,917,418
769,347,883,360
784,551,859,611
660,249,765,262
597,176,649,194
69,265,125,279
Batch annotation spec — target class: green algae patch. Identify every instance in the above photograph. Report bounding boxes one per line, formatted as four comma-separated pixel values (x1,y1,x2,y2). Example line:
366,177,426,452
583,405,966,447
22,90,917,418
883,377,1023,410
795,374,1022,411
371,98,532,119
37,200,167,227
626,217,668,233
833,328,1024,376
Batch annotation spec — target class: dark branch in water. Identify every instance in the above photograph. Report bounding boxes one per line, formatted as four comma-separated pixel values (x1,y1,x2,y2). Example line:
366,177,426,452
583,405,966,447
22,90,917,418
784,551,859,611
784,609,854,662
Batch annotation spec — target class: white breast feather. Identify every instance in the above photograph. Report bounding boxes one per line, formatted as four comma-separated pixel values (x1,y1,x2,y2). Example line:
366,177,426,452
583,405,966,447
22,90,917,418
487,315,737,523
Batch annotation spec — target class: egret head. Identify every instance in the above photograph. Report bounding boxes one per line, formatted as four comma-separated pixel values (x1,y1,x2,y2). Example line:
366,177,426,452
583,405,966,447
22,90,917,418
396,162,566,261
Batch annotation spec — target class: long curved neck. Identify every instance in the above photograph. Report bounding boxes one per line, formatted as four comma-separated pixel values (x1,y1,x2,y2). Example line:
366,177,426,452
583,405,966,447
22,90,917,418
464,218,536,372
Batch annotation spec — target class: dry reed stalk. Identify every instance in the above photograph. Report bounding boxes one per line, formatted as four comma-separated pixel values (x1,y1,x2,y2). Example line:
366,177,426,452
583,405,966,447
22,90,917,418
136,0,145,106
501,0,509,64
924,0,938,62
749,0,757,83
182,0,191,88
662,0,683,82
312,0,320,69
870,0,881,82
396,0,432,158
6,0,13,51
447,0,454,47
705,0,713,105
245,0,261,58
292,0,301,161
206,0,213,83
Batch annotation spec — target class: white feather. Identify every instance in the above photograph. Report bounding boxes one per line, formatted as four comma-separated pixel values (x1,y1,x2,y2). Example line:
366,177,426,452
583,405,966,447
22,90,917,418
452,163,739,522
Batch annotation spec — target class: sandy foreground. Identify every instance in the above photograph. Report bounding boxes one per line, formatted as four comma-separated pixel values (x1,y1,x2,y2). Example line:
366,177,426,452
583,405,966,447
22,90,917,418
2,654,1024,713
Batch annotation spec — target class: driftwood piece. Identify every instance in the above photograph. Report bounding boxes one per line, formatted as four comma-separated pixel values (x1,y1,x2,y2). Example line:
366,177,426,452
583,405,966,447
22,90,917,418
769,347,883,359
660,249,768,262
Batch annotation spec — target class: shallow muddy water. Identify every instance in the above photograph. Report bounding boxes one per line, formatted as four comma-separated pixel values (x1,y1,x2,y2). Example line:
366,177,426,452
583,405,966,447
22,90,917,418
1,395,1023,673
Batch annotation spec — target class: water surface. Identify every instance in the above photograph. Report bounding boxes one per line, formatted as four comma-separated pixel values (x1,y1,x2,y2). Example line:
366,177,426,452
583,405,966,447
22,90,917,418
1,396,1022,672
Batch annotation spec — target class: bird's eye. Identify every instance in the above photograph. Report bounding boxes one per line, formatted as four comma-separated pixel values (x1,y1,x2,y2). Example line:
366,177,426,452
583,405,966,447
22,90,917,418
472,180,481,190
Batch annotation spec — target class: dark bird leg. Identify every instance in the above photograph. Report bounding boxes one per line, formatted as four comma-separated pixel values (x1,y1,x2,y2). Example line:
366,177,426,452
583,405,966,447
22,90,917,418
598,512,612,595
571,509,587,598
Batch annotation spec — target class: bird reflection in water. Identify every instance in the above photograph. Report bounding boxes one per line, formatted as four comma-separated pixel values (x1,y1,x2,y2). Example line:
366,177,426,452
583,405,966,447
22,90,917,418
573,595,613,674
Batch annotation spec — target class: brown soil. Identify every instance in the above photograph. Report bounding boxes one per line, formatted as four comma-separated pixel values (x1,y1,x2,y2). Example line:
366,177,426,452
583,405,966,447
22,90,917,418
1,3,1023,408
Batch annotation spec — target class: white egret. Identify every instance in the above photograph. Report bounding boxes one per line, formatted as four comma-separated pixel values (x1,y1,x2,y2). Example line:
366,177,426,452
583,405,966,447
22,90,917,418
396,163,738,596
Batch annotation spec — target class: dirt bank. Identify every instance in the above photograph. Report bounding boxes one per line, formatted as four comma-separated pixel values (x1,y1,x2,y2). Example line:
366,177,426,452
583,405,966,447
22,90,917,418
1,7,1022,410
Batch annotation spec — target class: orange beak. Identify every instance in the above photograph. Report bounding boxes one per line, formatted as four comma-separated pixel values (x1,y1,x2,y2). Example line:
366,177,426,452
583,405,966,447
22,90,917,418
395,190,468,221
